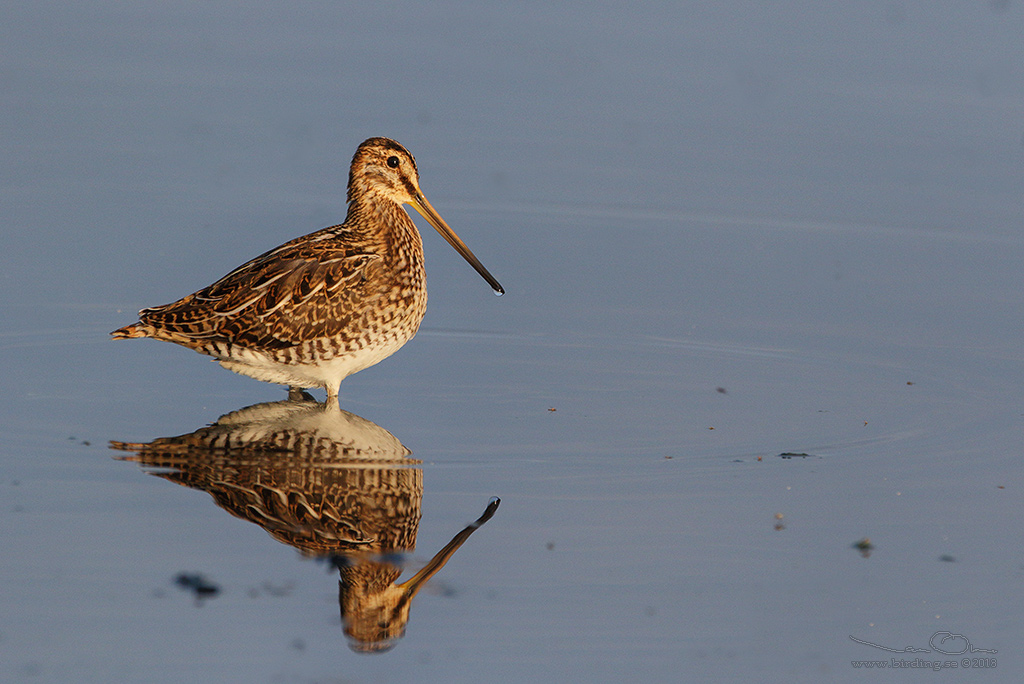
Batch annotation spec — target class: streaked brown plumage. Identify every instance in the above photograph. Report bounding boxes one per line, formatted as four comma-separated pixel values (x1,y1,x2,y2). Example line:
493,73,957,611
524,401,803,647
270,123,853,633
112,138,502,404
111,396,500,653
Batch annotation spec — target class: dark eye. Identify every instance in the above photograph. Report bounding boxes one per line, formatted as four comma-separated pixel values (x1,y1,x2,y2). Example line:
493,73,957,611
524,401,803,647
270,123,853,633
387,156,400,168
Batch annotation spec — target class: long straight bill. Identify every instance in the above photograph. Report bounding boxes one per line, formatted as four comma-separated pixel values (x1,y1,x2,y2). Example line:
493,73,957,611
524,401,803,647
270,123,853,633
397,497,500,596
408,193,504,295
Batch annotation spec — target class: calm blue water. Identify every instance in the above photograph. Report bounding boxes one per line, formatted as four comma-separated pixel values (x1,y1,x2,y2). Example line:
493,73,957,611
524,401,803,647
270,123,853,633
2,2,1023,682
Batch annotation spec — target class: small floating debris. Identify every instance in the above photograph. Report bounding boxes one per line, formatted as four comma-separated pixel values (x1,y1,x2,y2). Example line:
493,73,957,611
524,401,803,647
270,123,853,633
938,554,957,563
852,538,874,558
716,387,727,394
174,573,220,600
773,513,785,531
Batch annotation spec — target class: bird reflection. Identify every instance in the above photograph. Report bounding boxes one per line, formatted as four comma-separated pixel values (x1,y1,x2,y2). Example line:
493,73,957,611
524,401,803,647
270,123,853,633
110,395,499,653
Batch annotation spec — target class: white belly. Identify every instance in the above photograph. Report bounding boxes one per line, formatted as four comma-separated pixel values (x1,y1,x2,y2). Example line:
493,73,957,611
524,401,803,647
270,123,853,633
212,332,414,391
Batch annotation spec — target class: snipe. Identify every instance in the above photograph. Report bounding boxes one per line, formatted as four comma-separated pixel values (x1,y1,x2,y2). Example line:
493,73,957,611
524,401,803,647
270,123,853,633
112,137,502,404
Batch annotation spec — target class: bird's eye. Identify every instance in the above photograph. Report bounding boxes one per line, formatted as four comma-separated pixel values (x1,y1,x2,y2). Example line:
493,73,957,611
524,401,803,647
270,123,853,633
387,156,400,169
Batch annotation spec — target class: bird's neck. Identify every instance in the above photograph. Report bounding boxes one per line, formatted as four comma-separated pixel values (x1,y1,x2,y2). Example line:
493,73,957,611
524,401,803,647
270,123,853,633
343,196,424,266
345,195,413,234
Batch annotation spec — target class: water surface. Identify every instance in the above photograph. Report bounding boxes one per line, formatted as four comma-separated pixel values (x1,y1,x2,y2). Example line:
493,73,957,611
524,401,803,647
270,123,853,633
2,2,1023,682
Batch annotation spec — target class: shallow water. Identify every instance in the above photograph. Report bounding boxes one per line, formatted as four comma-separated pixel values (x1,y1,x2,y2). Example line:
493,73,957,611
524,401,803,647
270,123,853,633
3,2,1023,682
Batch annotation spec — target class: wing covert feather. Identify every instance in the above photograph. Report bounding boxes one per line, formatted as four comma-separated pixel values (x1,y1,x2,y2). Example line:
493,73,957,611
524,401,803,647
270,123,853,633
138,234,384,349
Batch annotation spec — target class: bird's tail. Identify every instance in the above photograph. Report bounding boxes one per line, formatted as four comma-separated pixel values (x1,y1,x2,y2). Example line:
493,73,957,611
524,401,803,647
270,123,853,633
110,323,148,340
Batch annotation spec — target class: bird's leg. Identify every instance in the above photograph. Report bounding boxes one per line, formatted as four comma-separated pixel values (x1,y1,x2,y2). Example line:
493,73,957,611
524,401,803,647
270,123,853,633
324,384,341,411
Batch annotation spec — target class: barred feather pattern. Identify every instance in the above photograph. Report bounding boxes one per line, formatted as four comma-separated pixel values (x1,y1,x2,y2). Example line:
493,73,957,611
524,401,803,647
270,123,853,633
124,200,425,360
111,137,499,401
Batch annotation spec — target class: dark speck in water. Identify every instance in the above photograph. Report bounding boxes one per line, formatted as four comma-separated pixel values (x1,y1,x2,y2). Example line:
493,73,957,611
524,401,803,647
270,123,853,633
174,573,220,599
852,538,874,558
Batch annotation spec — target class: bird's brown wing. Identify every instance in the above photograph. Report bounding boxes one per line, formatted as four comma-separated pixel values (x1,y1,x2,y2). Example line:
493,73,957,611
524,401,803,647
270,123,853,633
133,233,384,350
